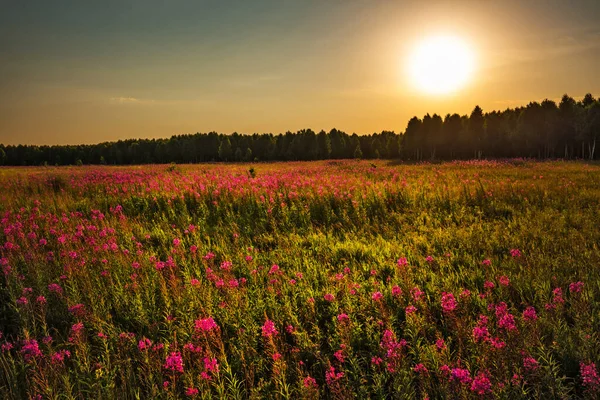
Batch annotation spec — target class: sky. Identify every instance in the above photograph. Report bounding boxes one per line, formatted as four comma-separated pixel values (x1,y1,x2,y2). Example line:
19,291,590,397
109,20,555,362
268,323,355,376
1,0,599,145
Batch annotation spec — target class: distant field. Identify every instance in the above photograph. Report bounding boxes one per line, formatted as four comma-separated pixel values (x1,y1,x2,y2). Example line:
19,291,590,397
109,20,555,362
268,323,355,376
1,160,600,399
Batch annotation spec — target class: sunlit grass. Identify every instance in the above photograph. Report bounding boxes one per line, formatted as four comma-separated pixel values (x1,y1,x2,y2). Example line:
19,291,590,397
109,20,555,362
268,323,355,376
1,160,599,399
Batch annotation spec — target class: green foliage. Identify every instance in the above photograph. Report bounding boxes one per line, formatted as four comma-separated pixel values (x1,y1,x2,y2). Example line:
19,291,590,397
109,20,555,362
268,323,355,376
0,161,599,398
1,94,598,165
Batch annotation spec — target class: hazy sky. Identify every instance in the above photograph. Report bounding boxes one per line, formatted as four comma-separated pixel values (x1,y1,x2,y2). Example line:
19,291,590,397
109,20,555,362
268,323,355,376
1,0,599,145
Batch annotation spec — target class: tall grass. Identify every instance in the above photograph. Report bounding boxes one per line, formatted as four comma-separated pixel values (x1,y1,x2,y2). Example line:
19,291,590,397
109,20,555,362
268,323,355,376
1,160,599,399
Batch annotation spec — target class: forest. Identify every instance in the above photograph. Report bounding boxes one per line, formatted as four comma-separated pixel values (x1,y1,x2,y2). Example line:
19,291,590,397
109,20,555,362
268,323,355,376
1,93,598,166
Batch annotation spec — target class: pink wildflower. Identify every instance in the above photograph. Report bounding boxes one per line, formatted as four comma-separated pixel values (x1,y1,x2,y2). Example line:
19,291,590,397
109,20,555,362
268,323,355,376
471,372,492,395
436,338,446,351
523,306,537,321
203,357,219,373
138,338,152,351
269,264,280,274
164,352,184,373
484,281,495,290
414,363,428,374
334,349,345,363
451,368,472,385
397,257,408,267
411,287,424,301
21,340,42,363
303,376,318,388
441,292,458,313
325,366,344,384
580,362,600,392
372,291,383,301
523,356,539,371
261,319,278,338
337,313,350,323
569,281,584,294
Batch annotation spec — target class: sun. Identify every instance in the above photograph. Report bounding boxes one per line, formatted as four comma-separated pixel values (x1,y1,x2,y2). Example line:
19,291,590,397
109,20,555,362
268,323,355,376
407,35,475,95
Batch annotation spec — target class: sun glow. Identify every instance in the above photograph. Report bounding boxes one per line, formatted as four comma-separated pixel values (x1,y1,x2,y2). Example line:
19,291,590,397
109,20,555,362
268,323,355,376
408,35,475,95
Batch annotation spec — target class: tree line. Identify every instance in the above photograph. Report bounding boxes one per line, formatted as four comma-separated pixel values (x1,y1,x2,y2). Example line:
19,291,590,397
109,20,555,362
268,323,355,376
0,93,598,166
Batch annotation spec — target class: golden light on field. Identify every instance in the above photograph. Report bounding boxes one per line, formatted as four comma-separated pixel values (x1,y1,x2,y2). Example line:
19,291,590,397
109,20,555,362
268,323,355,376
407,35,475,95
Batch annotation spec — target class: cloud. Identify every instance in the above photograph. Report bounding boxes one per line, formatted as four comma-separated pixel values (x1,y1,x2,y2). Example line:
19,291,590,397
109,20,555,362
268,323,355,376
110,96,144,104
489,31,600,68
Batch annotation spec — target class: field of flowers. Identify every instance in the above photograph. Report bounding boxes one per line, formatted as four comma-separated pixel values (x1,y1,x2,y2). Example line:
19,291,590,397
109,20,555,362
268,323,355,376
1,160,599,399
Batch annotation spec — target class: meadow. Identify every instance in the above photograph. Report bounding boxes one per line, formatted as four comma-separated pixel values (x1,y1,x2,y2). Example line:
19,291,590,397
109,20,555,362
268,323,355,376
0,160,599,399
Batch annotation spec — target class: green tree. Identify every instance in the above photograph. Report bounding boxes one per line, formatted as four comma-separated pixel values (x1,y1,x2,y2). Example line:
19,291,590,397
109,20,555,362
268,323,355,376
353,144,363,159
467,106,485,159
218,137,233,161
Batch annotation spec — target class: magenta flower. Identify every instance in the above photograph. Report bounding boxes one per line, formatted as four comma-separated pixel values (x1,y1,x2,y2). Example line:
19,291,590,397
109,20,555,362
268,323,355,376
138,338,152,351
440,292,458,313
203,357,219,373
397,257,408,267
523,306,537,322
552,287,565,304
413,363,428,374
372,291,383,301
405,305,417,314
50,349,71,365
497,313,517,332
473,326,489,342
185,387,199,397
523,356,539,371
580,362,600,392
48,283,63,294
21,339,42,363
489,337,506,349
303,376,318,388
498,276,510,286
325,366,344,384
569,281,584,294
410,287,424,301
261,319,278,338
510,248,522,258
337,313,350,323
392,285,402,297
451,368,472,385
435,338,446,351
164,352,184,373
269,264,280,274
333,349,345,363
323,293,335,302
470,372,492,395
